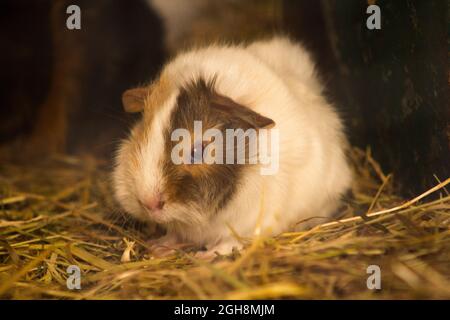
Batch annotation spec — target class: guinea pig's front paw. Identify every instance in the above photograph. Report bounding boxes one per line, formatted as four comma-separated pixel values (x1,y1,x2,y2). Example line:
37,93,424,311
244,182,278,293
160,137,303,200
147,235,188,258
196,241,243,260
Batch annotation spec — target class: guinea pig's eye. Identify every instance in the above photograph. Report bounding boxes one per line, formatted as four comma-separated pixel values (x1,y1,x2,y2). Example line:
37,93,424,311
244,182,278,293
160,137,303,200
191,141,207,164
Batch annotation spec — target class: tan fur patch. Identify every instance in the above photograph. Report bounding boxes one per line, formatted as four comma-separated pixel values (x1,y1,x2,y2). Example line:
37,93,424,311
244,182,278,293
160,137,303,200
143,72,174,124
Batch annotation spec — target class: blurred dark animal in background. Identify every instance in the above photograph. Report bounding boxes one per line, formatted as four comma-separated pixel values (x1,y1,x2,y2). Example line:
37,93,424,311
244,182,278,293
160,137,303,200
0,0,165,157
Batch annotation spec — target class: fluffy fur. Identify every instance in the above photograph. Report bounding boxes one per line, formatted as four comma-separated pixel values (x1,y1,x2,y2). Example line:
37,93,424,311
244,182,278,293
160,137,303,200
113,37,352,254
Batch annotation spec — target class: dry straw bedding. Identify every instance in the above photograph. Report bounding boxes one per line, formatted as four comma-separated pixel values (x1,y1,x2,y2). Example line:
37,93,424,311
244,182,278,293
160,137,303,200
0,148,449,299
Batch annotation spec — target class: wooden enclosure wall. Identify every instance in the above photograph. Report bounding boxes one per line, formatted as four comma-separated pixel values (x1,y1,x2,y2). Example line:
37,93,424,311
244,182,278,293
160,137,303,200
283,0,449,195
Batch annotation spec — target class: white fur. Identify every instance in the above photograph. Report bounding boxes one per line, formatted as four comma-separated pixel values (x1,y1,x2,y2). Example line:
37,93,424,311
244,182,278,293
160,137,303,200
114,37,352,254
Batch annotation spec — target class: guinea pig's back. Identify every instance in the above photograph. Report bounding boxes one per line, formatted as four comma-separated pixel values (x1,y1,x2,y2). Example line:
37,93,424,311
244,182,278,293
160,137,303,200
246,36,323,93
246,37,353,231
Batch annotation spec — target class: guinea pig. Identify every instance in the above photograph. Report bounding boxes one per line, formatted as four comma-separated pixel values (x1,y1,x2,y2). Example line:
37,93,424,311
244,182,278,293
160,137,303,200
113,36,352,255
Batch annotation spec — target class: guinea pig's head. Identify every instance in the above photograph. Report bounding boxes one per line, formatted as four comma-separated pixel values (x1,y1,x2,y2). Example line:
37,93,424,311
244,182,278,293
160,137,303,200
113,76,275,227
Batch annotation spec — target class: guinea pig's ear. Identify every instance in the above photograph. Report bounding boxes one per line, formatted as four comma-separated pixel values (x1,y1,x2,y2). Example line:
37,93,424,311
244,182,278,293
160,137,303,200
211,94,275,129
122,87,148,113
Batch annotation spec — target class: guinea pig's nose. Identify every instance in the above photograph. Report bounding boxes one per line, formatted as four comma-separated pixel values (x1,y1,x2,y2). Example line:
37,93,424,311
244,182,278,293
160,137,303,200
141,195,165,211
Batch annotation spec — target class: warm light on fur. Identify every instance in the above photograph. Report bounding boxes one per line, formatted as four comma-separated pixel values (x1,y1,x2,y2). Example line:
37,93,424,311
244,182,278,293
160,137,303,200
113,37,352,255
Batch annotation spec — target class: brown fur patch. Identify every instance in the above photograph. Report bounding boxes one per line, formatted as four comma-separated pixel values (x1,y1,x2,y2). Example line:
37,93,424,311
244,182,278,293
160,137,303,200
161,78,274,215
122,72,175,171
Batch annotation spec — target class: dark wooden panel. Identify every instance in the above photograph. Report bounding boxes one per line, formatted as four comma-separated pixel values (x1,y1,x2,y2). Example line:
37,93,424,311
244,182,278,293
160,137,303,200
283,0,449,195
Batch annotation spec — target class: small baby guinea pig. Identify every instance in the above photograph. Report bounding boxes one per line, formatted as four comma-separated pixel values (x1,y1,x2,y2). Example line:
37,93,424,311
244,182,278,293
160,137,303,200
113,36,352,255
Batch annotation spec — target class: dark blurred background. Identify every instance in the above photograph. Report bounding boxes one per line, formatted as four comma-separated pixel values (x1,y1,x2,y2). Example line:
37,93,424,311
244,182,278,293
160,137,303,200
0,0,448,196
